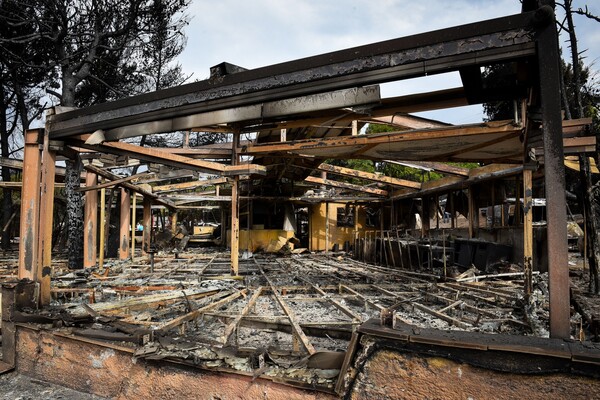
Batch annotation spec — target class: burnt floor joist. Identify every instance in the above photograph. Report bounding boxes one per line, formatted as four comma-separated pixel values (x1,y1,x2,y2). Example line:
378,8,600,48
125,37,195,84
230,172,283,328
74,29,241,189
3,250,600,397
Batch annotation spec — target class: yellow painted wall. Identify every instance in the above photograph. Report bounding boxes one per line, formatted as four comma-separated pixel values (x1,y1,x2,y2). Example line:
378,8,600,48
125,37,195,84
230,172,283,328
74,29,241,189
193,226,216,236
309,203,378,251
226,229,295,252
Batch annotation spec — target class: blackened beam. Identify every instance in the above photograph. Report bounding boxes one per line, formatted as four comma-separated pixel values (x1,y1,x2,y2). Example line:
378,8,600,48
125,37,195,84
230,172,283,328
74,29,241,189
242,120,522,155
47,11,542,139
71,86,381,141
391,164,523,200
152,177,229,194
235,88,468,134
83,164,176,208
385,160,470,176
305,176,389,197
68,139,266,176
317,163,421,189
536,4,569,339
0,157,69,176
76,171,153,192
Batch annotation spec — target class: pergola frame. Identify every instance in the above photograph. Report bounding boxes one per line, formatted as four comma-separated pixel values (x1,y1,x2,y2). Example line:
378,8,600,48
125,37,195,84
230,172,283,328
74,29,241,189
18,3,571,337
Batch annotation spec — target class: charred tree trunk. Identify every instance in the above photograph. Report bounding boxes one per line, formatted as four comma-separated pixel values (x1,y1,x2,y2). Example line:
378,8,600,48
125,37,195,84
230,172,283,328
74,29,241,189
65,158,84,269
0,85,14,250
589,183,600,293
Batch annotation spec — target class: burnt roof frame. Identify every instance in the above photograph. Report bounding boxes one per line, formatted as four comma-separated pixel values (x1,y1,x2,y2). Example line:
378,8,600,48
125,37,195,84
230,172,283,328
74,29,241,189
47,10,544,139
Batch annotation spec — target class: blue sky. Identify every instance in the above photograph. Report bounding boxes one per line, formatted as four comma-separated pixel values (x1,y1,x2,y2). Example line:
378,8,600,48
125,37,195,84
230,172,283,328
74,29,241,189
179,0,600,125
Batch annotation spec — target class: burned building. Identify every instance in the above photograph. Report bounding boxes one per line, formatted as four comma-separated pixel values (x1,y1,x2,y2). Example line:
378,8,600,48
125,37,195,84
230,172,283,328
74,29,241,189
1,2,599,399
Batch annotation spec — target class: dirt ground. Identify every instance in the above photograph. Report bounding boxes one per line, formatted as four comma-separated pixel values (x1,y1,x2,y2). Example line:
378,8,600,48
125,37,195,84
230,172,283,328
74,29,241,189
0,372,107,400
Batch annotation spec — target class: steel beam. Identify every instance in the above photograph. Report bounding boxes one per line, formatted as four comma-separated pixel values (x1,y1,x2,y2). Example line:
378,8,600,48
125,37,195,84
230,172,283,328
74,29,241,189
536,5,570,339
18,130,42,282
83,172,98,268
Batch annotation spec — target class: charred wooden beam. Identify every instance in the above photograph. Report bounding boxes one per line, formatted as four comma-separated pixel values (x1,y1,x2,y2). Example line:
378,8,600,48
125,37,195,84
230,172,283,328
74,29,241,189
157,289,247,334
391,164,523,200
152,177,228,194
318,163,421,189
76,171,152,192
305,176,389,197
242,121,522,158
73,139,266,176
83,164,175,208
47,12,538,138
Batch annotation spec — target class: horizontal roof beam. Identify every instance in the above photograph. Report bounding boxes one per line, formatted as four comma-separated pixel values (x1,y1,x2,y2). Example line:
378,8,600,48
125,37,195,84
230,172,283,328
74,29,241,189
152,177,229,194
70,139,266,176
391,163,523,200
47,11,541,138
305,175,389,197
318,163,421,189
86,86,381,141
243,120,523,156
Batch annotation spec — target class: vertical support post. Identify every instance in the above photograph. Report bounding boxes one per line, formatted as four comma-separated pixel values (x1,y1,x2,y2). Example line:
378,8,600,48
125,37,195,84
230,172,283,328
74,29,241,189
171,211,178,234
490,182,496,228
142,197,152,255
514,177,521,226
537,9,570,338
421,197,430,238
523,168,534,296
230,176,239,275
184,131,190,148
37,130,56,306
119,188,130,260
230,131,241,276
83,172,98,268
131,194,137,258
220,206,227,248
468,188,475,238
352,120,358,136
280,128,287,142
18,130,41,281
354,202,358,243
325,202,330,253
99,188,106,269
435,195,440,230
450,192,456,229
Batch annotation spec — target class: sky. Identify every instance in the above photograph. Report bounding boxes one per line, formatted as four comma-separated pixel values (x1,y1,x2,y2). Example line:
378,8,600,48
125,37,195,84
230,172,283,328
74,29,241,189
178,0,600,125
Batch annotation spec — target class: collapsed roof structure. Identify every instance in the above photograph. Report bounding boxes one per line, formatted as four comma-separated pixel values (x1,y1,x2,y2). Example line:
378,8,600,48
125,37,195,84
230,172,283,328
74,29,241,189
1,1,599,398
